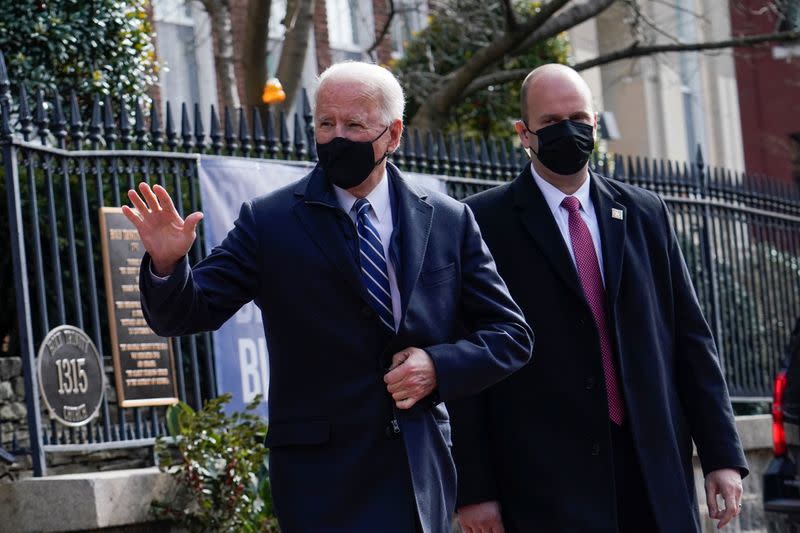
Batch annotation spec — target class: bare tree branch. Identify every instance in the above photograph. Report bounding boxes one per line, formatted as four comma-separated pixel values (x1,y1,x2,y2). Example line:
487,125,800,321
461,30,800,98
412,0,570,129
276,0,315,110
367,0,396,56
624,0,682,46
571,29,800,71
500,0,519,31
513,0,616,55
651,0,710,23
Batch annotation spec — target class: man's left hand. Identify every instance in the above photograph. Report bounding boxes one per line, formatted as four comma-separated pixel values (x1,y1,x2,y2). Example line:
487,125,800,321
704,468,743,529
384,348,437,409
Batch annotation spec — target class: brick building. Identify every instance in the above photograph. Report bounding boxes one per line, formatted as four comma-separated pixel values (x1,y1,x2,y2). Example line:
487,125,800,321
730,0,800,184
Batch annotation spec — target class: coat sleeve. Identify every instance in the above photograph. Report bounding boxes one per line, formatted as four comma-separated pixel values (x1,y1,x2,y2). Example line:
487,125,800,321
662,197,749,478
139,201,261,337
424,204,533,402
448,390,500,507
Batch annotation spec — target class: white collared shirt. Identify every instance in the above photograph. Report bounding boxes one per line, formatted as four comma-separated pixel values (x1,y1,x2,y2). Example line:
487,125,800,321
530,164,605,285
334,173,402,329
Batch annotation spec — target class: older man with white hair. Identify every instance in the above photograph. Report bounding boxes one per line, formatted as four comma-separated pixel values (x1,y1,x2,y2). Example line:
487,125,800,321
123,61,532,532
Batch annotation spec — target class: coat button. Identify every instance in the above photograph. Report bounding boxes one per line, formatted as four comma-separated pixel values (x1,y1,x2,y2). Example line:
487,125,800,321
585,377,595,390
361,305,373,317
591,442,600,456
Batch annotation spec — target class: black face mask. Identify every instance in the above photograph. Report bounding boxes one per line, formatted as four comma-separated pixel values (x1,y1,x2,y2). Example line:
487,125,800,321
525,119,594,175
316,127,390,189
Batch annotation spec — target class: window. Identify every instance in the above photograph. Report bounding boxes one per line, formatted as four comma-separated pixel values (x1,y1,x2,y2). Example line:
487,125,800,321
326,0,374,60
791,133,800,184
269,0,287,39
391,0,427,58
152,0,218,112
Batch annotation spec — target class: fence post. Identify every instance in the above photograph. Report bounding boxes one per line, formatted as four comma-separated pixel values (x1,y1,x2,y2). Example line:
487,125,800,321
696,144,726,374
0,54,46,475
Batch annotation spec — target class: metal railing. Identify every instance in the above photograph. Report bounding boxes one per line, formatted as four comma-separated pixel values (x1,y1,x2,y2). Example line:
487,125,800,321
1,50,799,475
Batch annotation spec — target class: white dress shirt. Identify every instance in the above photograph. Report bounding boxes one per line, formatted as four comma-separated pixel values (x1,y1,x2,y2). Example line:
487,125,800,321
530,164,605,285
334,173,402,330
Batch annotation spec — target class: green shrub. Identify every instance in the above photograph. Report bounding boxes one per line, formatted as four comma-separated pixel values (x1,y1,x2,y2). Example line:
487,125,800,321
152,393,279,533
0,0,157,108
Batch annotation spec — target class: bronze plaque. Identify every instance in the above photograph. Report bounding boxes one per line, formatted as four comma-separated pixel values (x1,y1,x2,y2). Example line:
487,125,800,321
99,207,179,407
37,325,105,427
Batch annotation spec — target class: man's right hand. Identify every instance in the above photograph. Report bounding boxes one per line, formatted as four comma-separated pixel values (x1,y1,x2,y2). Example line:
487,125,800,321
457,500,505,533
121,182,203,277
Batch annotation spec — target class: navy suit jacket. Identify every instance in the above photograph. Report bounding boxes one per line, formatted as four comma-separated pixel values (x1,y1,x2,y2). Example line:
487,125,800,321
450,167,748,532
139,163,532,533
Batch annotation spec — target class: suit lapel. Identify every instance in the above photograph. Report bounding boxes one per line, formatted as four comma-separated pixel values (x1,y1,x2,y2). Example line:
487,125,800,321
590,171,626,308
293,166,367,301
388,164,433,328
512,166,586,304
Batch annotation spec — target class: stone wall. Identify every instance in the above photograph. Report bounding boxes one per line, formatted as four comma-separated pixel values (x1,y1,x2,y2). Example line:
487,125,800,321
0,352,152,482
695,414,772,533
0,354,29,480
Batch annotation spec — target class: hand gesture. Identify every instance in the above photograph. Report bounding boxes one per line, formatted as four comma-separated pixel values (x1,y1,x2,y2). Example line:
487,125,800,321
384,347,437,409
121,182,203,276
705,468,743,529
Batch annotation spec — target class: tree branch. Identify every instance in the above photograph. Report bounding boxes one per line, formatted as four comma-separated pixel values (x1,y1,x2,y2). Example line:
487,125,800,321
571,29,800,71
514,0,616,55
429,0,570,109
500,0,518,31
367,0,396,56
198,0,241,110
461,30,800,99
242,0,271,109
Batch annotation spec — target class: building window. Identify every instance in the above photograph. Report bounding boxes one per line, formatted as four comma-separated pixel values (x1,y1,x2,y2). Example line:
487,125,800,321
152,0,217,112
326,0,374,61
270,0,288,39
390,0,427,58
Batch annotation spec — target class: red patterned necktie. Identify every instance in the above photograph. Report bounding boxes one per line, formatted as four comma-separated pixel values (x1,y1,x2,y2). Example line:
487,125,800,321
561,196,625,425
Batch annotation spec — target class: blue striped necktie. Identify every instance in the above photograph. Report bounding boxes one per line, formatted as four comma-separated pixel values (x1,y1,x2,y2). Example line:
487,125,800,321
353,198,395,331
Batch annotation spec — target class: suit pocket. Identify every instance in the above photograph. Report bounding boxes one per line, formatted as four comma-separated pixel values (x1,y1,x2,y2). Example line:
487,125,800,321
420,262,456,287
265,420,331,448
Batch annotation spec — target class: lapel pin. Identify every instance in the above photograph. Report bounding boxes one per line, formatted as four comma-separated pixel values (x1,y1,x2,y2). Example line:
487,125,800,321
611,208,624,220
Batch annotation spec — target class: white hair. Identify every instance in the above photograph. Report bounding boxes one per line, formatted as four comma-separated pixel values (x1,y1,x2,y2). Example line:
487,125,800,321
315,61,405,124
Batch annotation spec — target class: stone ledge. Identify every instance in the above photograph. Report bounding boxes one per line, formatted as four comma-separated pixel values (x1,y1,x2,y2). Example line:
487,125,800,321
0,467,177,533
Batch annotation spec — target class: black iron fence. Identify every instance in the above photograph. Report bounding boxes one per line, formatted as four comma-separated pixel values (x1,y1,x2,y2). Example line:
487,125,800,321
1,51,799,476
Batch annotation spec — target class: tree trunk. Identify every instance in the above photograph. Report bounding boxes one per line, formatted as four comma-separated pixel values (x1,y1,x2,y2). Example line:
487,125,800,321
200,0,241,110
242,0,272,110
407,0,611,129
276,0,315,111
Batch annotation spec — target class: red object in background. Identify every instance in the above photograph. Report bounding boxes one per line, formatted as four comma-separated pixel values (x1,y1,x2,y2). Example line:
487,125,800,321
774,369,788,457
